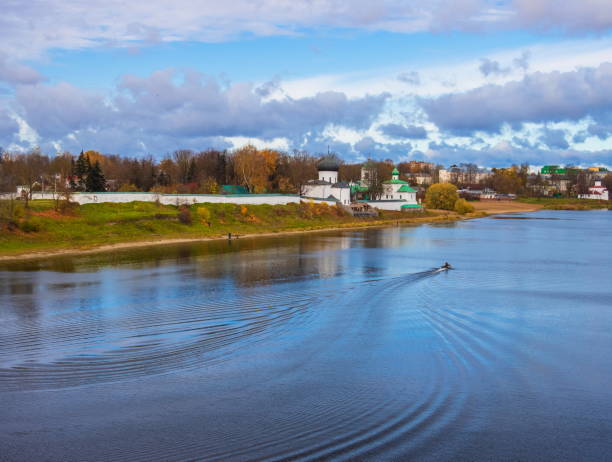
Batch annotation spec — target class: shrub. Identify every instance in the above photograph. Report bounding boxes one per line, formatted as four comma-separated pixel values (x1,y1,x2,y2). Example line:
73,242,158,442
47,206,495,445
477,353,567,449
178,207,192,225
425,183,458,210
117,183,140,192
454,198,475,214
197,206,211,226
20,219,42,233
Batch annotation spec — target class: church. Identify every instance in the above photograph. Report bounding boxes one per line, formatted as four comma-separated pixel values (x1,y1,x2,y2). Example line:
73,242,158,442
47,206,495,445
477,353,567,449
301,157,351,205
382,167,417,202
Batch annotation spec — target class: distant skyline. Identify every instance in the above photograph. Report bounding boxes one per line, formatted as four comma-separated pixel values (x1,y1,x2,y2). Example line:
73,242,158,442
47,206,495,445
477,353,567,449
1,0,612,167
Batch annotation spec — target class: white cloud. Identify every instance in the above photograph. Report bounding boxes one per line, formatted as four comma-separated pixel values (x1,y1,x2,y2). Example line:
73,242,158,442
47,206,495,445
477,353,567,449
2,1,612,59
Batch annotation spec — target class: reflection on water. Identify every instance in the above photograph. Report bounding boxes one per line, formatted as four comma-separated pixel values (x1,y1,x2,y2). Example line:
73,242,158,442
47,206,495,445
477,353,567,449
1,211,612,461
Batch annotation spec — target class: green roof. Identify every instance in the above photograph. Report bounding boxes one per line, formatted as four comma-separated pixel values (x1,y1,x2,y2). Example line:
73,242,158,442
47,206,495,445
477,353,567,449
351,184,369,193
221,185,249,194
401,204,422,208
382,179,408,184
397,185,416,193
392,167,399,175
541,166,566,175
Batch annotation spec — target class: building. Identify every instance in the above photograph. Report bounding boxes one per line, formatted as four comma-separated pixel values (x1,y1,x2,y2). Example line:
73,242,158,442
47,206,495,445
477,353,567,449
541,165,567,175
302,157,351,205
382,168,417,202
439,166,490,185
578,181,609,200
359,166,421,211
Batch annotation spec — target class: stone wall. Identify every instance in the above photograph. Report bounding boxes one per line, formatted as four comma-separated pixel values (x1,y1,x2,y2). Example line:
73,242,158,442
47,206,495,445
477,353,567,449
17,192,303,206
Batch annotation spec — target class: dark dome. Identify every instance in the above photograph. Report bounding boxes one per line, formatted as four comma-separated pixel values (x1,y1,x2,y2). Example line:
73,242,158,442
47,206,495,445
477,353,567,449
317,157,340,171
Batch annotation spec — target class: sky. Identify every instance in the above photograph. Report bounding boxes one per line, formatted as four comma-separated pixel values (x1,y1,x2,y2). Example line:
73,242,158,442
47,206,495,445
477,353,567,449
1,0,612,167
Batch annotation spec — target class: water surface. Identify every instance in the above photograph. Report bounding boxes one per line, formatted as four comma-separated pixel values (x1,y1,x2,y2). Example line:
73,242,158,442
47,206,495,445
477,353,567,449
1,211,611,461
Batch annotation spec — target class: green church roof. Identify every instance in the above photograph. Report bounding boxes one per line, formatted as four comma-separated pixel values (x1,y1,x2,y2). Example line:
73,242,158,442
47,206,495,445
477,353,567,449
401,204,422,208
397,185,416,193
382,179,408,184
392,167,399,175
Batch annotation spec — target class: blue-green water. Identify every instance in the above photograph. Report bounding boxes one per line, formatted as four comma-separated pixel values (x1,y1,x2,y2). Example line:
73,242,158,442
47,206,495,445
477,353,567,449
1,210,611,461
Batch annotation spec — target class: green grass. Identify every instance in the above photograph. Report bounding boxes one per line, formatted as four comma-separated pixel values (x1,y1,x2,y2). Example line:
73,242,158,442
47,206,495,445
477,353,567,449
0,200,443,256
518,197,612,210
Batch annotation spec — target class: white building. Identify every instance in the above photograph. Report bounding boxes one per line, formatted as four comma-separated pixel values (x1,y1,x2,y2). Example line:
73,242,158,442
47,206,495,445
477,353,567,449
302,158,351,205
382,168,417,202
361,167,421,211
579,181,609,200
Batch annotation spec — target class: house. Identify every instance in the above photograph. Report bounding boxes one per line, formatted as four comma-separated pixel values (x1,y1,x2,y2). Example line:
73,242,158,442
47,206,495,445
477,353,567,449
578,181,609,200
302,157,351,205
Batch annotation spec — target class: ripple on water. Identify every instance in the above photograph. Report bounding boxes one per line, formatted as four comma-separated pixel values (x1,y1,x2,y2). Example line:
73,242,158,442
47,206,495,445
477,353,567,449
0,284,339,391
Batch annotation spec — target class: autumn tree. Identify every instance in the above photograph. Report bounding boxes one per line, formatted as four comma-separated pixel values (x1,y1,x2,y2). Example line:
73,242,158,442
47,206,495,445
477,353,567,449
14,150,48,208
233,145,278,193
173,149,195,184
425,183,458,210
487,167,524,194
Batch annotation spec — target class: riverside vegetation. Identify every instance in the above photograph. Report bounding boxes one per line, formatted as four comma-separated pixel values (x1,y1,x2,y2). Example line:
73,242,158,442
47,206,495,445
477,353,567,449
0,200,466,257
518,197,612,210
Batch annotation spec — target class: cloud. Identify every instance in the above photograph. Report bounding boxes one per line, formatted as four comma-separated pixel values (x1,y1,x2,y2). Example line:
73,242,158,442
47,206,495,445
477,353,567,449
479,51,530,77
0,54,44,85
512,0,612,33
587,122,612,140
479,58,511,77
397,71,420,85
0,109,19,139
4,69,389,154
2,1,612,59
539,128,569,149
512,50,531,71
420,62,612,134
379,123,427,139
14,82,110,138
425,139,612,167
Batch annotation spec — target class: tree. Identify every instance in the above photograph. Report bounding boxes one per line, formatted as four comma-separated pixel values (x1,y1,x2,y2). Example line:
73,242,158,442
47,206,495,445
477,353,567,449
488,167,524,194
173,149,195,184
14,150,48,208
74,151,90,190
85,161,107,192
425,183,458,210
363,160,393,200
233,145,277,193
454,198,474,214
602,173,612,194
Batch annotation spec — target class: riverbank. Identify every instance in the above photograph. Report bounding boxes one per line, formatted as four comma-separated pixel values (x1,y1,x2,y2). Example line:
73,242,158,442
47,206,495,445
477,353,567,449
517,197,612,210
0,200,481,261
472,200,544,214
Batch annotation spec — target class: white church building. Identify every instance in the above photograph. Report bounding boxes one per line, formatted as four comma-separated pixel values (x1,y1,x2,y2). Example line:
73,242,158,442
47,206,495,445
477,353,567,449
302,158,351,205
578,181,609,200
382,168,418,202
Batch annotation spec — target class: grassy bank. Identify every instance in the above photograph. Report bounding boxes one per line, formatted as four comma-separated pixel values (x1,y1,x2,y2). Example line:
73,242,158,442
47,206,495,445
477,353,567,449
0,200,474,258
518,197,612,210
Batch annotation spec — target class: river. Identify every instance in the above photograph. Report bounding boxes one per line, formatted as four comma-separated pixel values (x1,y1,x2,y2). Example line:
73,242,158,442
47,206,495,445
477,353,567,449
1,210,611,461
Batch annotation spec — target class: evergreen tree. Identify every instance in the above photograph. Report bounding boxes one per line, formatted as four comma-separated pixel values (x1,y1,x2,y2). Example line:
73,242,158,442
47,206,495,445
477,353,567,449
69,158,78,190
86,161,107,192
74,151,90,190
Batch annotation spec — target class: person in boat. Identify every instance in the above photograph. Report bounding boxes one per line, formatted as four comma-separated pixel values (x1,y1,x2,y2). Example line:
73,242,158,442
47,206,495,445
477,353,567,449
442,262,451,269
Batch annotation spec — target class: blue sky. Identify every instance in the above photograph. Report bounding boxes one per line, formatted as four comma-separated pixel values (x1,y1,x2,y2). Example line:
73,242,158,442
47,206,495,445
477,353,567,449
1,1,612,167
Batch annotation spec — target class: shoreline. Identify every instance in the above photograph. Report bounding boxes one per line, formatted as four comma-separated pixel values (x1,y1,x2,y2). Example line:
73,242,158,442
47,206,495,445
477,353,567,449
0,201,542,262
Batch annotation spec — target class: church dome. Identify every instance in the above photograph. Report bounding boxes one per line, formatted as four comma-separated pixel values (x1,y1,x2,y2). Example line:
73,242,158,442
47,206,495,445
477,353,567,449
317,157,340,172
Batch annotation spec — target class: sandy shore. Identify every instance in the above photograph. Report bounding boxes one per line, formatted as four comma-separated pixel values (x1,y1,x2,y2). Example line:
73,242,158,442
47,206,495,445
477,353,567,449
471,200,543,214
0,202,541,262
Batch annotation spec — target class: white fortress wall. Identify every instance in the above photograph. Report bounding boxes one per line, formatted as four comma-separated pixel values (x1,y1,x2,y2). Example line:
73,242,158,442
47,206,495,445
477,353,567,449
39,192,303,206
